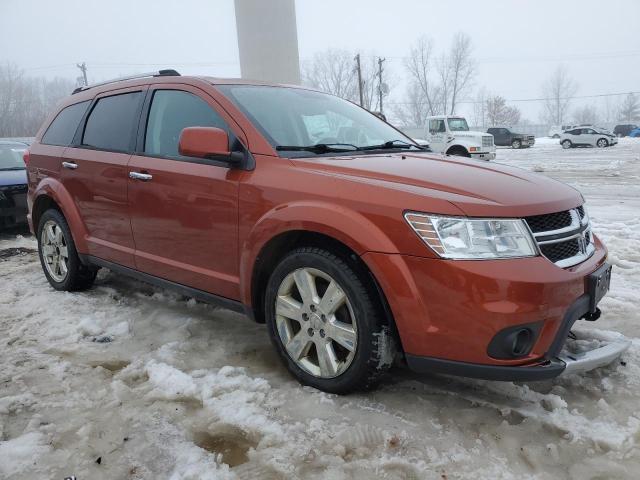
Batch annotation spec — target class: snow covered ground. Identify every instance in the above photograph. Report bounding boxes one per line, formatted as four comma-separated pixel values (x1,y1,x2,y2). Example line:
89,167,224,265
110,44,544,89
1,138,639,480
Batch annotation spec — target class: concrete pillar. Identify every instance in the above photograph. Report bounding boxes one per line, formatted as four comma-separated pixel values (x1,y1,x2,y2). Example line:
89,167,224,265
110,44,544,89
233,0,301,85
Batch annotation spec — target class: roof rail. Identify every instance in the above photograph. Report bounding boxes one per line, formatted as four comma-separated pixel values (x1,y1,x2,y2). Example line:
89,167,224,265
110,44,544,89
72,69,181,94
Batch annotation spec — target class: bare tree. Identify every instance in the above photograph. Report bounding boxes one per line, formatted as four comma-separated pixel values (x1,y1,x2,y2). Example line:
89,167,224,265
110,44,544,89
472,87,488,128
392,82,429,127
485,95,521,126
301,49,383,110
618,93,640,122
573,105,598,125
0,64,75,137
302,49,358,101
404,36,442,116
541,65,578,125
446,32,475,115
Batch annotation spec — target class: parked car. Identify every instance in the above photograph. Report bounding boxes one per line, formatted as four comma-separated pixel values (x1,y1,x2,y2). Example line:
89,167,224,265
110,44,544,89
26,71,628,393
629,127,640,138
426,115,495,160
560,127,618,149
613,124,638,137
0,140,29,229
487,127,535,149
548,125,578,138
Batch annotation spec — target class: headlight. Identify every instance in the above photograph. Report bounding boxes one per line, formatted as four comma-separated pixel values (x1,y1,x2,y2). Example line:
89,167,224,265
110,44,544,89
404,212,538,259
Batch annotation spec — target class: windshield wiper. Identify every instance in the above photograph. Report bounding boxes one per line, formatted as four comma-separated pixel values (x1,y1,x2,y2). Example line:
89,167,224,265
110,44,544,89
0,166,26,171
359,139,426,151
276,143,359,154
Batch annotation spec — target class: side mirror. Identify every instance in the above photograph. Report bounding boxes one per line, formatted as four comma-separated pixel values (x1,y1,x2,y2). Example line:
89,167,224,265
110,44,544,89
178,127,232,159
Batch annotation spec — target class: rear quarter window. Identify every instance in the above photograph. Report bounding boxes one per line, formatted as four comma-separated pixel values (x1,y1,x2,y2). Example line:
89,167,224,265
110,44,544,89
82,92,143,152
41,101,90,146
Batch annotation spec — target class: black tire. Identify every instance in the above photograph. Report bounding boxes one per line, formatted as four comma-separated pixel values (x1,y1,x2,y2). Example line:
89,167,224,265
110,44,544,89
37,209,97,291
552,134,560,139
446,147,470,158
265,247,395,394
511,139,522,149
561,140,572,149
596,138,608,148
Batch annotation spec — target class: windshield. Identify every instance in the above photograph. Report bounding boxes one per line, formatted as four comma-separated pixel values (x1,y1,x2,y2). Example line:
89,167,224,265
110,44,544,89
216,85,416,155
447,118,469,132
0,144,26,170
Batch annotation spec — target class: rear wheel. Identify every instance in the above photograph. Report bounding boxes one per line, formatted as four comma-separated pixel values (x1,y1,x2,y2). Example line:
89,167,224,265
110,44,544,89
552,134,560,139
37,209,97,291
511,139,522,149
265,247,395,394
561,140,572,149
596,138,608,148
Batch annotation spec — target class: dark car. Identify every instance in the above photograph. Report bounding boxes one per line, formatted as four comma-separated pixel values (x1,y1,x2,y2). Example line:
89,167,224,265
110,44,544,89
487,127,535,149
613,124,638,137
0,141,29,229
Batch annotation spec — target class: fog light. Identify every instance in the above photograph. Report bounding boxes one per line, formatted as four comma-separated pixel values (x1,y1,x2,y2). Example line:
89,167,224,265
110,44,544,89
510,329,533,356
487,321,542,359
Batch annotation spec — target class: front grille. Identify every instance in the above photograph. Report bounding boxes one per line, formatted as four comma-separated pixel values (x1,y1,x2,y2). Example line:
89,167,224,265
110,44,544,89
540,239,580,263
482,135,493,147
525,207,594,268
525,210,572,233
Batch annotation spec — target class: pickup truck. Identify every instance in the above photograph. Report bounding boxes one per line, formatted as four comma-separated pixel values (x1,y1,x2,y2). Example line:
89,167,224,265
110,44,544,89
426,116,495,160
487,127,535,149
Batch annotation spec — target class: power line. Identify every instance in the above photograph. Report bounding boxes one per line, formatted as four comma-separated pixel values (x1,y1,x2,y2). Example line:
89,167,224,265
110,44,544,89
387,90,640,106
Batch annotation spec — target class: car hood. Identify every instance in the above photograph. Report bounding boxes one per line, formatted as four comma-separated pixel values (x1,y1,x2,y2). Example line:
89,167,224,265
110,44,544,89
0,169,27,187
291,153,583,217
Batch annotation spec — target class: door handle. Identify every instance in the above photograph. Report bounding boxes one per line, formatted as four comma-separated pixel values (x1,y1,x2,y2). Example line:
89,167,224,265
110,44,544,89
62,161,78,170
129,171,153,181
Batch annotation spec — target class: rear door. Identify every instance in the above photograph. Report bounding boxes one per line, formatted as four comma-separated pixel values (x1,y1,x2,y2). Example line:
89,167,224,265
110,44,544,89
127,84,244,300
62,86,145,267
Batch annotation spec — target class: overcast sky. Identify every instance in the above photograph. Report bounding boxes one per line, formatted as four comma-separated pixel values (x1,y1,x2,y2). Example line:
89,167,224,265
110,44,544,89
2,0,639,122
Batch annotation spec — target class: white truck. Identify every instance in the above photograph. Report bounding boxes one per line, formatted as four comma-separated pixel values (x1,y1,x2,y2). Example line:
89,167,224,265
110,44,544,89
425,115,496,161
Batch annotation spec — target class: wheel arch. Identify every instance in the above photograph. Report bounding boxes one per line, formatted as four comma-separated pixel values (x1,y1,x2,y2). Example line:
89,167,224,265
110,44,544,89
247,229,403,352
30,178,89,253
445,144,469,157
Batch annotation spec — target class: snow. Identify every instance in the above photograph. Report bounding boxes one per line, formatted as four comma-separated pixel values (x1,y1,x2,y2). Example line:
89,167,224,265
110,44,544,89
1,138,639,479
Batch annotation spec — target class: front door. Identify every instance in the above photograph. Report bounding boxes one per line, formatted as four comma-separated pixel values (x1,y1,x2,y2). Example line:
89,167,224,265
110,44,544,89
428,118,447,153
127,86,244,300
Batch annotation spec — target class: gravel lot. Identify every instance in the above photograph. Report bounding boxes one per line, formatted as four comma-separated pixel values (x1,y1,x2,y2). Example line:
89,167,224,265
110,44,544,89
1,138,639,480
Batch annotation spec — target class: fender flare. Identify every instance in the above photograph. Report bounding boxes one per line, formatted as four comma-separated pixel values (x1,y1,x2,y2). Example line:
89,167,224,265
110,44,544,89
238,200,399,305
31,177,89,253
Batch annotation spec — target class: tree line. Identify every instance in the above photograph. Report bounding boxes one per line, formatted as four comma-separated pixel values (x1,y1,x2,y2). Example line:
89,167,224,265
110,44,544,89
302,36,640,129
0,64,76,138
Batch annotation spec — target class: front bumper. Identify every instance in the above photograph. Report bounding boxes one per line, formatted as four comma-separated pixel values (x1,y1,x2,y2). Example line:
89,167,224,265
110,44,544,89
0,189,28,229
362,237,617,380
470,151,496,161
405,301,630,382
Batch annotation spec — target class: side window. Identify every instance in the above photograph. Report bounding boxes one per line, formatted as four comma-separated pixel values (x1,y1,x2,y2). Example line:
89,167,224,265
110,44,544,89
429,119,445,134
144,90,228,158
41,101,90,146
82,92,142,152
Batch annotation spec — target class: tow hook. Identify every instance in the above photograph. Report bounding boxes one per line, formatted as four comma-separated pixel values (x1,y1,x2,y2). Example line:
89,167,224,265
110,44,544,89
582,307,601,322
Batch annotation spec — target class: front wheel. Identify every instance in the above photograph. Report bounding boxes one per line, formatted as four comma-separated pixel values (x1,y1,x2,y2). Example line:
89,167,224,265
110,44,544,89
561,140,572,149
265,247,395,394
596,138,609,148
511,139,522,149
37,209,97,291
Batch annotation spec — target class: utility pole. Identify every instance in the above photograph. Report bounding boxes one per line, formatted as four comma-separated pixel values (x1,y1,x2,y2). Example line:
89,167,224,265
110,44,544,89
76,62,88,86
377,57,386,115
354,54,364,107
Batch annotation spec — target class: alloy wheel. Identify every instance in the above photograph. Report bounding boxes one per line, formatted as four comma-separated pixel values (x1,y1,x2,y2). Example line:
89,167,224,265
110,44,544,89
40,220,69,283
274,267,358,378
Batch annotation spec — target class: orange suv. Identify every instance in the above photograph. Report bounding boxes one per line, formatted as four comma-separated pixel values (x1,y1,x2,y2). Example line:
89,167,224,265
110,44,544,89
26,70,628,393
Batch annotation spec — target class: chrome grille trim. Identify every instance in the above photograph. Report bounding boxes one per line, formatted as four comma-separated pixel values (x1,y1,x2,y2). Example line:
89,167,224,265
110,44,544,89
525,207,594,268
